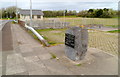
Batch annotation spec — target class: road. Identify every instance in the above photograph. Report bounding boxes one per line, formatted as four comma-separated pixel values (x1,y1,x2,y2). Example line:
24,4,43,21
2,22,13,51
0,20,13,76
0,20,13,30
0,20,13,51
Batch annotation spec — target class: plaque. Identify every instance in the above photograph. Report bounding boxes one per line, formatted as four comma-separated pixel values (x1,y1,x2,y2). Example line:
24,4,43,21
65,33,75,48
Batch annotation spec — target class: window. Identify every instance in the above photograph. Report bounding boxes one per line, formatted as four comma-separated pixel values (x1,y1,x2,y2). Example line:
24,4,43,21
37,15,41,18
29,15,34,19
32,15,34,18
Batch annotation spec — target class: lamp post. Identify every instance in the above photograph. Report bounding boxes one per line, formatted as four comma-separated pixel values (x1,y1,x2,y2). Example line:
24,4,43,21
63,10,65,26
30,0,32,26
16,0,18,23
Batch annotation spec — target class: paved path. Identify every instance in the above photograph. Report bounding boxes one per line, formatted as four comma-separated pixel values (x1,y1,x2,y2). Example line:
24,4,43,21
88,30,118,55
94,26,118,31
1,23,118,75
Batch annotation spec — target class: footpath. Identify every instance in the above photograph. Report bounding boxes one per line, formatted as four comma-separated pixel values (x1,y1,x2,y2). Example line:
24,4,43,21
1,23,118,75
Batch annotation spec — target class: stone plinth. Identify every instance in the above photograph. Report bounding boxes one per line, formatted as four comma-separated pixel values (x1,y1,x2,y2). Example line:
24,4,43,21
65,27,88,61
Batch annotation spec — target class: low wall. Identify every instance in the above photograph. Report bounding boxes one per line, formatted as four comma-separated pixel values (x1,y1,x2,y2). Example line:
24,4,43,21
18,20,25,27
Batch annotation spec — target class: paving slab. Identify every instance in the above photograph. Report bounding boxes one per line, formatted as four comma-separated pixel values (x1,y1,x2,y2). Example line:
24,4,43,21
24,60,46,72
41,59,73,75
29,68,51,75
6,63,26,75
14,71,29,75
6,54,24,67
4,52,26,75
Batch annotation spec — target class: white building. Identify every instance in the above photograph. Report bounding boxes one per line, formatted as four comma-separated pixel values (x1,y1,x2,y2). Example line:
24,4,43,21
19,9,44,20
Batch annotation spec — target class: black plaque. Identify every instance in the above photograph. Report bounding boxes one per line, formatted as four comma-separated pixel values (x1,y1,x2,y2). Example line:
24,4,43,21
65,33,75,48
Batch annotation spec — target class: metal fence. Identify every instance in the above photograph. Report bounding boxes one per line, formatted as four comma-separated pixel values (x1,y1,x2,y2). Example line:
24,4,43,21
25,19,70,29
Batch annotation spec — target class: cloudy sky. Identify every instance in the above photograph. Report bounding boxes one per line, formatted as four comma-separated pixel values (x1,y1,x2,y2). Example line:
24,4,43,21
0,0,119,11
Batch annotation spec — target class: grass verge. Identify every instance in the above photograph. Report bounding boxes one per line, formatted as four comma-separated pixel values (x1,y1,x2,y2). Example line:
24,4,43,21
105,25,118,28
28,28,66,45
107,30,120,33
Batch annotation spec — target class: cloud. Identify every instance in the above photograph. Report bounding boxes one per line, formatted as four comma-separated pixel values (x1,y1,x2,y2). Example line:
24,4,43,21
0,0,119,2
32,2,118,11
0,1,118,11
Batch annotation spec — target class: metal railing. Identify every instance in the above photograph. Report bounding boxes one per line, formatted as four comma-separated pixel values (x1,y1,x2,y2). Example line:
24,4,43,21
25,19,70,29
25,24,50,47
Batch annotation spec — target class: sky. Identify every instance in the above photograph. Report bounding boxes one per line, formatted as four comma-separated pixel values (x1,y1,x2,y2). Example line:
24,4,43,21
0,0,119,11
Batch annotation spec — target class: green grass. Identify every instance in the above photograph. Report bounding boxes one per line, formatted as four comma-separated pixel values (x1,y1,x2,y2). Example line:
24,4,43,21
0,17,18,19
105,25,118,28
107,30,120,33
12,21,17,24
57,17,118,28
50,53,57,59
75,63,82,66
28,28,66,45
36,28,55,32
57,15,77,18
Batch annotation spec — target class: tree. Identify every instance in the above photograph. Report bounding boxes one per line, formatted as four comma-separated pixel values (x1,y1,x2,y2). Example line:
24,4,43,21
77,10,88,17
11,12,16,18
3,11,7,18
6,6,20,14
77,8,117,18
0,10,2,18
7,12,10,18
0,6,21,18
65,10,67,15
95,9,103,17
88,9,94,13
103,8,109,11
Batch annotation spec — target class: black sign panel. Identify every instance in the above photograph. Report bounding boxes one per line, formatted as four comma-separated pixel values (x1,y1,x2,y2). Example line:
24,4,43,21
65,33,75,48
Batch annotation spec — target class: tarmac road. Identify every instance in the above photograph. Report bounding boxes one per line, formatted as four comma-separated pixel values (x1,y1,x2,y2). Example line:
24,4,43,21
2,22,13,51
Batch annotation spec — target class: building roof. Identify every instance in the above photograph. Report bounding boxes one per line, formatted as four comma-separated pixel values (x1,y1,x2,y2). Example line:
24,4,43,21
19,9,44,16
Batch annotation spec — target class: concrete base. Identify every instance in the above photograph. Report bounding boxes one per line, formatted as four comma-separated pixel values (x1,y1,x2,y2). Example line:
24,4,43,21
46,44,118,75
